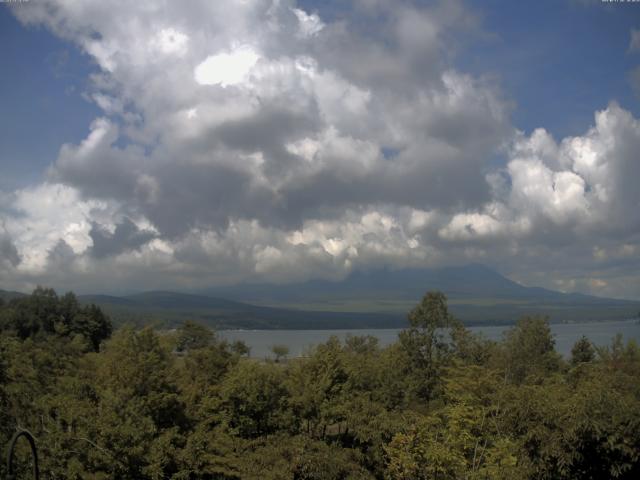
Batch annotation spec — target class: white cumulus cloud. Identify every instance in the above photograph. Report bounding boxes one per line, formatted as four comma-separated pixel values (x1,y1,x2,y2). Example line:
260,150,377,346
1,0,639,299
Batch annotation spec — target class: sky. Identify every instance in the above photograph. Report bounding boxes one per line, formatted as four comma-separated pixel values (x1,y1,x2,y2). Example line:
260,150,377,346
1,0,640,299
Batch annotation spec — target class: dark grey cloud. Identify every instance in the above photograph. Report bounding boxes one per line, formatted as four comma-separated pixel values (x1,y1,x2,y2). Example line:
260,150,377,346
47,239,77,267
0,234,21,267
308,1,477,93
50,118,143,202
140,162,278,236
215,102,322,178
89,217,156,258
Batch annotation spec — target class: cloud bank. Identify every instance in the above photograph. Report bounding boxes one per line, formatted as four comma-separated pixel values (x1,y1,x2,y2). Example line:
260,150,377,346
1,0,640,299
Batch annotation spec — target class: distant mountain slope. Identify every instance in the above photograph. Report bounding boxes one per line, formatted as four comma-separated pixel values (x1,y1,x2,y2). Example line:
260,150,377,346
203,264,640,323
0,289,27,302
204,264,630,304
4,265,639,328
124,291,251,310
78,291,405,330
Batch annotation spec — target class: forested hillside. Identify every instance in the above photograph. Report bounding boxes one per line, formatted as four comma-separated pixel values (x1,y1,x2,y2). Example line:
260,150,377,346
1,288,639,479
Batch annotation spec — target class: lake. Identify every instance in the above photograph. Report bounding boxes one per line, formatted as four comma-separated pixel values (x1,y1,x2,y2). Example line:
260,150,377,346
219,319,640,358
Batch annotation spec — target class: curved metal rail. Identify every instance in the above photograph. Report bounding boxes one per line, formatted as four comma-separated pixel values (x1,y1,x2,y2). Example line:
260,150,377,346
5,430,39,480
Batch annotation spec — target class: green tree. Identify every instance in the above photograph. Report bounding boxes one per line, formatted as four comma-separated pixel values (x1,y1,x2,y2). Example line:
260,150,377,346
175,338,239,420
502,316,561,384
235,434,372,480
72,303,113,351
398,291,460,402
176,320,214,352
384,408,519,480
90,327,186,478
287,336,348,439
220,360,291,438
0,288,111,351
500,370,640,479
230,339,251,357
271,344,289,362
571,335,595,366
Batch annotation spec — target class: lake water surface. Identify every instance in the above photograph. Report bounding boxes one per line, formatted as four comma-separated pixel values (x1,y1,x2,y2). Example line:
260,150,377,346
219,319,640,358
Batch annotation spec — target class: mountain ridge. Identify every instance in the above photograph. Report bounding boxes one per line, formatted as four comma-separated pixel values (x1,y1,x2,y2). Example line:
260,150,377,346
202,264,635,306
3,265,639,328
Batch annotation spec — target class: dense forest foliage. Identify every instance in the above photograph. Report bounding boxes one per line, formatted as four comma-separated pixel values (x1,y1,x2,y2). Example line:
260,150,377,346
1,288,639,479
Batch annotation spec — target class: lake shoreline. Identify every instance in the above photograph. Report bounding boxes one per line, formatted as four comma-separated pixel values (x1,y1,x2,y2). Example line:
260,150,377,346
216,317,640,332
218,319,640,359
